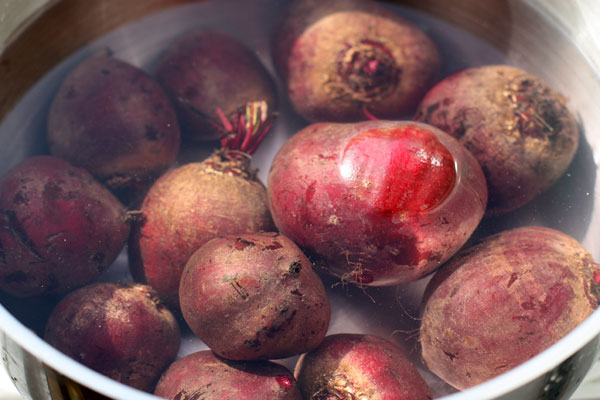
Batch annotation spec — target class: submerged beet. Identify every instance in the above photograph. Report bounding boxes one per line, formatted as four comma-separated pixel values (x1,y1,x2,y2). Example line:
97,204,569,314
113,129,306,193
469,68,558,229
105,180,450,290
414,64,579,214
47,49,181,199
420,226,600,389
154,350,303,400
155,29,278,141
295,333,432,400
45,282,180,392
129,103,275,309
271,0,440,122
267,120,487,286
179,232,330,361
0,156,130,297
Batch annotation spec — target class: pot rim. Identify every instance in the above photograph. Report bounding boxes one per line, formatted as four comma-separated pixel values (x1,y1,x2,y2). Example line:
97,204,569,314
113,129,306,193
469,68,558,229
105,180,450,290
1,301,599,399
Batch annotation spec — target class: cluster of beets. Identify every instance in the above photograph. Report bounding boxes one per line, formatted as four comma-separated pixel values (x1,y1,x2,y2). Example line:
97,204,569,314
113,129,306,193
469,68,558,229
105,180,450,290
0,0,598,398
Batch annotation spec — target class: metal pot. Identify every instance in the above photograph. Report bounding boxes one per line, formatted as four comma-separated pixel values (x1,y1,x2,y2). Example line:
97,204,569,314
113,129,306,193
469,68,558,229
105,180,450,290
1,1,599,399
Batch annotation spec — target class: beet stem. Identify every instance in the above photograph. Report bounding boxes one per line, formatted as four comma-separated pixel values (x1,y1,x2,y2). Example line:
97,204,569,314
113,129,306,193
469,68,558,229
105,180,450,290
218,100,274,156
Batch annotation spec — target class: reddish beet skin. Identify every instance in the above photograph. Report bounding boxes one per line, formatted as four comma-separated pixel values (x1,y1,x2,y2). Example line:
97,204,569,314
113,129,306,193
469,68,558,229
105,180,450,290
154,350,302,400
179,232,330,361
44,282,180,391
0,156,130,297
420,226,600,389
155,29,278,142
272,0,440,122
267,120,487,286
295,333,432,400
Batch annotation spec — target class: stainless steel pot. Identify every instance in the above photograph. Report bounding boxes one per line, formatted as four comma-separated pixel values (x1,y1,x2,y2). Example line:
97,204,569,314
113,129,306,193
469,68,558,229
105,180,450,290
1,1,599,399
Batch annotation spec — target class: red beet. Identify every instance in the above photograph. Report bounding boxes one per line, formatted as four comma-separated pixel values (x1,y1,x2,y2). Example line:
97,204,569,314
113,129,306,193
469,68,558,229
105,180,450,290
271,0,440,122
45,282,180,392
414,64,579,214
179,232,330,361
0,156,130,297
295,333,432,400
155,29,278,142
154,350,303,400
129,103,275,309
420,226,600,389
47,49,181,198
267,120,487,286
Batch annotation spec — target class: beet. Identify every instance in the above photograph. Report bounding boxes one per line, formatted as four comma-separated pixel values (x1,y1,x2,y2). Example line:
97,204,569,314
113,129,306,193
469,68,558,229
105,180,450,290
155,29,278,142
271,0,440,122
179,232,330,361
267,120,487,286
44,282,180,392
295,333,432,400
129,105,275,309
414,64,579,215
154,350,302,400
0,156,130,297
47,49,181,199
420,226,600,389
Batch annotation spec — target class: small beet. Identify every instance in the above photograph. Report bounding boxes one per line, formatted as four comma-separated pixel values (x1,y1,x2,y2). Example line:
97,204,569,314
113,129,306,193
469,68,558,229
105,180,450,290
154,350,303,400
129,104,275,309
179,232,330,360
155,29,278,142
44,282,180,392
47,49,181,199
420,226,600,389
271,0,440,122
414,64,579,215
267,120,487,286
295,333,432,400
0,156,130,297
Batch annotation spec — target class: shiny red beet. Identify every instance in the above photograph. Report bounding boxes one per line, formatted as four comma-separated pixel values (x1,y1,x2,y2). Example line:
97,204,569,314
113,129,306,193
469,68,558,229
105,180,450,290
267,120,487,286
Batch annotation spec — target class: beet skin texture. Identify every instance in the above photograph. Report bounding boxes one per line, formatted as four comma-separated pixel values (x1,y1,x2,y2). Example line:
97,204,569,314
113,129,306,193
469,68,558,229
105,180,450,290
267,120,487,286
179,232,330,361
414,64,579,215
47,49,181,199
0,155,130,297
295,333,432,400
271,0,440,122
154,350,302,400
420,226,600,389
44,282,181,392
155,29,278,142
129,151,274,310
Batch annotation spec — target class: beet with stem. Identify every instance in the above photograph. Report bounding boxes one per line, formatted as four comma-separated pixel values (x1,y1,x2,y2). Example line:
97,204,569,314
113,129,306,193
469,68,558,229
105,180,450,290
155,28,278,142
271,0,440,122
0,156,130,297
129,101,276,309
420,226,600,389
267,120,487,286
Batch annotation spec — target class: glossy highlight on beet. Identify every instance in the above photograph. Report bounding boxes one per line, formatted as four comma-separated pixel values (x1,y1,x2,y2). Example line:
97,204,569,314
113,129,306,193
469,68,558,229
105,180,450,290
267,120,487,286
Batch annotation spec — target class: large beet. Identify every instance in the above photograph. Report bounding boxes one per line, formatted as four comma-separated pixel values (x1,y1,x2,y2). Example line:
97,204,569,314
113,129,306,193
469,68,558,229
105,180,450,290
420,226,600,389
155,29,278,142
0,156,130,297
271,0,440,122
47,50,181,199
267,120,487,286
